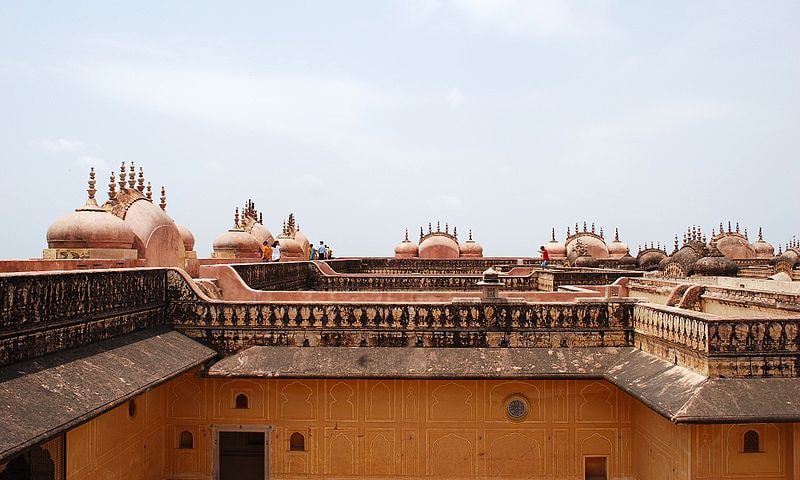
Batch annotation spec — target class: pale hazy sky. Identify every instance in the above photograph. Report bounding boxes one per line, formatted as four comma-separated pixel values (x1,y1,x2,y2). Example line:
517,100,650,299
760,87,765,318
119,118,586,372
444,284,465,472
1,1,798,258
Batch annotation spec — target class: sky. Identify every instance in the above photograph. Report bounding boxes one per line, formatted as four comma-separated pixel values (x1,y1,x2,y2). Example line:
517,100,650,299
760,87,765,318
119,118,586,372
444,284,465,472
0,1,798,259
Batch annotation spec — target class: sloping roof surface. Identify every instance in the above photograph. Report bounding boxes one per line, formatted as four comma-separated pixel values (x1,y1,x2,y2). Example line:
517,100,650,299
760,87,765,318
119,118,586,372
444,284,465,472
0,328,215,462
209,346,800,423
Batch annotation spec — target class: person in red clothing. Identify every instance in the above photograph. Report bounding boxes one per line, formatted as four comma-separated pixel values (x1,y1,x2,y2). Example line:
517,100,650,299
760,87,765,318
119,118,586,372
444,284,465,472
539,245,549,269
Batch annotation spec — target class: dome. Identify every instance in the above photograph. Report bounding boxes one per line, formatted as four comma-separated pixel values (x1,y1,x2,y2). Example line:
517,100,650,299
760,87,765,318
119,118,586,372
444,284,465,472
693,255,739,276
46,169,135,251
47,207,135,250
459,229,483,258
752,228,774,259
176,223,195,251
607,228,628,259
213,229,261,258
276,235,305,261
121,195,184,267
394,229,418,258
617,253,637,268
459,240,483,258
543,228,566,259
715,234,755,259
294,228,310,257
249,223,274,245
566,234,609,259
574,254,599,268
419,233,460,259
637,250,667,271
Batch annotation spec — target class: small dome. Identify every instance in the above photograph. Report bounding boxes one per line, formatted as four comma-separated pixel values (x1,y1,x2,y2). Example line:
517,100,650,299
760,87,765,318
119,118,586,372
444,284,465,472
716,234,756,259
47,208,135,250
752,228,774,259
607,229,628,258
176,223,195,251
460,240,483,257
459,229,483,258
574,254,599,268
213,229,261,258
419,233,460,259
276,235,305,261
394,229,418,258
543,228,566,259
617,252,637,267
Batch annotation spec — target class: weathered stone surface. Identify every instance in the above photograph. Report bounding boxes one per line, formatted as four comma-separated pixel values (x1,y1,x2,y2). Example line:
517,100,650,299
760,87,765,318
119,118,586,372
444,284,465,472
0,328,215,463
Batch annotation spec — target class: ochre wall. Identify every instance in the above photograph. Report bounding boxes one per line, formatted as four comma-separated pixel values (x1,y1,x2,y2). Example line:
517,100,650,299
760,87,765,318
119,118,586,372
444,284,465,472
163,375,634,479
66,384,166,480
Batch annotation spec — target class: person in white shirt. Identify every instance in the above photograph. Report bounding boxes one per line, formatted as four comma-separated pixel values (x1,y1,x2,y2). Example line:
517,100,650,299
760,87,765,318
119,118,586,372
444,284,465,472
271,241,281,262
317,241,327,260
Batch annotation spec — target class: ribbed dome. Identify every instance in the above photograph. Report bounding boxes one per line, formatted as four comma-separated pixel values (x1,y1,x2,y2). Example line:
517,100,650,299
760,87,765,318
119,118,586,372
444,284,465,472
276,235,305,261
294,228,310,257
637,250,667,271
47,207,135,250
419,234,460,259
693,255,739,276
617,253,637,267
176,223,195,251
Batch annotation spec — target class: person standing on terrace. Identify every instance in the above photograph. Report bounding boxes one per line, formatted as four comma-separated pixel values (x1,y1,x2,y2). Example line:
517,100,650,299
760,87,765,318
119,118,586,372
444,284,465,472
317,241,327,260
540,245,549,269
271,241,281,262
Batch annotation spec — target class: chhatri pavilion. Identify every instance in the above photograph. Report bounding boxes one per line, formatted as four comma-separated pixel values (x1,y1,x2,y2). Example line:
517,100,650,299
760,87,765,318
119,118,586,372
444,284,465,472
1,166,800,480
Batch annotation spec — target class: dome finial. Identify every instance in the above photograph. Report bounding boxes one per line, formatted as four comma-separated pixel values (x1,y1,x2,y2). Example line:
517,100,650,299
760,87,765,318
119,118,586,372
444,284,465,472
404,228,409,242
137,167,145,192
453,226,457,239
118,162,127,190
445,222,449,234
420,226,424,240
108,171,117,201
744,228,748,240
674,234,679,252
591,222,595,234
583,221,587,232
85,167,98,204
436,221,440,232
234,207,240,229
469,228,473,241
128,161,136,189
735,222,740,233
259,212,263,224
712,227,716,237
727,221,732,233
567,226,571,237
146,182,152,200
159,186,166,211
614,228,620,242
758,227,763,241
551,227,556,242
428,222,432,234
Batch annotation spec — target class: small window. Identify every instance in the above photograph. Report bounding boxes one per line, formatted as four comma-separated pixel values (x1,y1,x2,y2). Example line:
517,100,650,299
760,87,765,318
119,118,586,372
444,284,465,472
289,432,305,451
234,393,249,409
128,399,137,418
743,430,760,453
585,456,607,480
179,430,193,449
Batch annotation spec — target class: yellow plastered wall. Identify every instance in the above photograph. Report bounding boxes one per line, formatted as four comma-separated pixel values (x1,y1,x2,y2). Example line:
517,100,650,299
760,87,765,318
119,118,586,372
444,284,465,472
66,384,166,480
632,401,796,479
163,375,635,479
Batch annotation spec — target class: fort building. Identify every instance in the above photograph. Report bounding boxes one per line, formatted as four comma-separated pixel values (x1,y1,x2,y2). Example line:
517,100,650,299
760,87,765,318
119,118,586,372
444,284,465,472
1,168,800,480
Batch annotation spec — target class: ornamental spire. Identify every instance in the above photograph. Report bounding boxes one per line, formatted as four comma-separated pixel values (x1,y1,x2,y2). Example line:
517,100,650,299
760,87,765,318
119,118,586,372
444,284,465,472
159,186,166,211
614,227,620,242
128,162,136,189
551,227,556,242
137,167,145,192
108,171,117,201
146,182,152,200
119,162,127,190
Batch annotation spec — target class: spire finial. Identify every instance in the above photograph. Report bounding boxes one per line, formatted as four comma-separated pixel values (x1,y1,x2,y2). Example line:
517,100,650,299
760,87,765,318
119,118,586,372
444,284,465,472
108,171,117,200
428,222,432,234
614,227,620,242
159,186,166,211
137,167,145,192
567,226,571,237
146,182,152,200
420,226,424,240
87,167,97,200
445,222,449,234
404,228,409,242
259,212,263,224
600,227,604,238
744,228,748,240
128,161,136,189
436,221,440,232
712,227,716,237
591,222,595,234
119,162,127,190
778,244,783,255
719,222,723,235
453,226,457,239
469,228,473,241
758,227,763,241
234,207,240,229
583,221,587,232
735,222,740,233
727,221,732,233
575,222,579,233
551,227,556,242
674,234,679,252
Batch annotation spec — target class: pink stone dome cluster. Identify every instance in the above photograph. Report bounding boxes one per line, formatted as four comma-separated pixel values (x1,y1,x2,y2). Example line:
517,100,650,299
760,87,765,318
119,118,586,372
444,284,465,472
45,164,194,268
394,223,483,259
212,206,309,262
